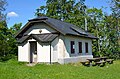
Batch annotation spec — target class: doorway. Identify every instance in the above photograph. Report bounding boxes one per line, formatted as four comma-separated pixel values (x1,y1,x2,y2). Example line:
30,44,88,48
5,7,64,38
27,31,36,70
29,41,37,63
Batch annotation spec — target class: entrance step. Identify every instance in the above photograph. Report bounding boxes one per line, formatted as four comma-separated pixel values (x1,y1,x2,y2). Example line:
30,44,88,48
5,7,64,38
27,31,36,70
26,63,37,66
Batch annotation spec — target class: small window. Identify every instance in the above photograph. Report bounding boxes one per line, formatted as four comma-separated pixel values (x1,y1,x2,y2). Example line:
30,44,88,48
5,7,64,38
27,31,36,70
79,42,82,53
71,41,75,54
85,42,88,53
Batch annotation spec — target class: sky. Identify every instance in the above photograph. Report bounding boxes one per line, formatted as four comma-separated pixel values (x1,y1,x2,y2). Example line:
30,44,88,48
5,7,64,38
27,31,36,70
5,0,111,27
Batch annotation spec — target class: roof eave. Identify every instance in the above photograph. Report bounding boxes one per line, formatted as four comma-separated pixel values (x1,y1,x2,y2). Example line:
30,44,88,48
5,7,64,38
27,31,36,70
66,33,98,39
15,22,31,38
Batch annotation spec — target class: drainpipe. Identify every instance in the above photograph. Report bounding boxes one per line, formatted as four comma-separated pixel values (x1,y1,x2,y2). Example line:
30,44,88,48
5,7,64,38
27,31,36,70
50,42,51,64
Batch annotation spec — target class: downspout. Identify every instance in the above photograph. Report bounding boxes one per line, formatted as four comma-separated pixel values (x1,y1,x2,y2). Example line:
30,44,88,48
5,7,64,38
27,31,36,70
49,34,59,64
49,35,59,64
50,42,51,64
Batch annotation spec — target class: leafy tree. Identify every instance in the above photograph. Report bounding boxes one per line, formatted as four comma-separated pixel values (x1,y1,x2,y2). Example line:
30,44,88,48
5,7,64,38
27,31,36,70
0,0,7,21
36,0,86,29
108,0,120,59
7,23,22,56
0,21,7,56
86,7,120,58
0,22,22,61
111,0,120,18
0,0,22,61
86,8,104,56
0,0,8,61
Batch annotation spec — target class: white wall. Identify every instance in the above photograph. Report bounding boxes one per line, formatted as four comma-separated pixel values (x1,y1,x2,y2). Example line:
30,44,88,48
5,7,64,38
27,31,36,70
56,35,93,64
57,35,93,64
37,42,50,62
24,23,57,35
51,37,59,62
57,35,66,59
37,37,59,63
18,42,29,62
18,22,58,63
64,35,92,58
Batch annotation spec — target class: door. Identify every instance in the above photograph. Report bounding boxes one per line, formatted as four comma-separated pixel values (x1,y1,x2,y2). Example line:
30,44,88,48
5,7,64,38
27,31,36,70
30,41,37,63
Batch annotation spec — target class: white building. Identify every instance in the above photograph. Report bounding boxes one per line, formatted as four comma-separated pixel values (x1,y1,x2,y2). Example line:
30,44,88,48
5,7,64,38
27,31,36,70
15,16,97,64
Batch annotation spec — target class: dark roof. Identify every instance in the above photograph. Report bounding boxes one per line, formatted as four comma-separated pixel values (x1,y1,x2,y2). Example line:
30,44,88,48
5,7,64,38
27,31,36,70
17,33,58,43
15,16,97,39
17,35,29,43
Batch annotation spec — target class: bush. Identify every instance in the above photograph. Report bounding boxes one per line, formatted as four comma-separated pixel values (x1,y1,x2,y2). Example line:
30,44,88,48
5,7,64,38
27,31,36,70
0,54,16,62
109,52,120,60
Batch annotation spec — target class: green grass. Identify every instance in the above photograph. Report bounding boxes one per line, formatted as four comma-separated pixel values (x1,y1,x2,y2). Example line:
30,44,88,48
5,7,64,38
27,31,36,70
0,59,120,79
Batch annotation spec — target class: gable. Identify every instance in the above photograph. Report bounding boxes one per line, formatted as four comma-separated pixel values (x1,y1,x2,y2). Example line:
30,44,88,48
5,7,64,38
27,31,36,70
24,22,57,35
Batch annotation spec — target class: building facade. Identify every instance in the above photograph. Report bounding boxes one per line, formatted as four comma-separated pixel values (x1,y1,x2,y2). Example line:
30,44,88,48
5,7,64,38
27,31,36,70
15,16,97,64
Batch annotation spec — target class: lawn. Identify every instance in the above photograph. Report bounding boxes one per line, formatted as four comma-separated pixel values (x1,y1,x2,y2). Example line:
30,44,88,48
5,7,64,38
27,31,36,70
0,59,120,79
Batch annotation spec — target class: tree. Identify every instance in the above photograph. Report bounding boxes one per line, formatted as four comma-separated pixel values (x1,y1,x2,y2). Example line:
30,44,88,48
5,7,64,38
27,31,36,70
109,0,120,59
86,8,105,56
36,0,86,29
0,0,8,61
0,0,7,21
7,23,22,56
86,7,120,58
111,0,120,17
0,21,7,57
0,0,22,61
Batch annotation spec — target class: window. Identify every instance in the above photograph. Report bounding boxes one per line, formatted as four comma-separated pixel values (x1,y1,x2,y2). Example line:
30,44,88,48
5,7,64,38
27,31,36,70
85,42,88,53
79,42,82,53
71,41,75,54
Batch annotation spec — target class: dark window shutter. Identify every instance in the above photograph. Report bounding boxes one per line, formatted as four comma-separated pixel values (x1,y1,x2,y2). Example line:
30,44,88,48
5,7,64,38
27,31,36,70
85,42,88,53
79,42,82,53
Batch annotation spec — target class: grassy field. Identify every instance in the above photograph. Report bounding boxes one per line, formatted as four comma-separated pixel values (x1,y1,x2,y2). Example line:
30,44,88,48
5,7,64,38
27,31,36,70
0,59,120,79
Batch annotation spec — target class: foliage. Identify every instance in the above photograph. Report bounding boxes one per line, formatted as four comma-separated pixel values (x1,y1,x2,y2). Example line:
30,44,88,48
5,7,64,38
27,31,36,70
86,8,104,56
0,21,8,56
0,0,22,61
0,0,7,21
7,23,22,56
108,0,120,58
36,0,86,29
0,59,120,79
111,0,120,18
0,22,22,61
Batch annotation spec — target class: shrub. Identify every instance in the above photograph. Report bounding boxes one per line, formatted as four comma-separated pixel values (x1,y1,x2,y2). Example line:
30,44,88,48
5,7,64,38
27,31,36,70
0,54,16,62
